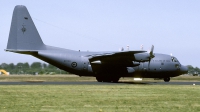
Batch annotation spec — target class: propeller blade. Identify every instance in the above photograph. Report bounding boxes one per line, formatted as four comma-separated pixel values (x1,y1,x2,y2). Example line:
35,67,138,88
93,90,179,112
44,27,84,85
148,45,155,69
150,45,155,58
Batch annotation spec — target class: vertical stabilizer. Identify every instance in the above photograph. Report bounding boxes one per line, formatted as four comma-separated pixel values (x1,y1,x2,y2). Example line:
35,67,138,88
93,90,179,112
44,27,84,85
7,5,44,51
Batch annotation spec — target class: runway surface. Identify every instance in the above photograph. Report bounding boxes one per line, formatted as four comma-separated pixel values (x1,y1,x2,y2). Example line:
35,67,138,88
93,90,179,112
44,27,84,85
0,81,199,85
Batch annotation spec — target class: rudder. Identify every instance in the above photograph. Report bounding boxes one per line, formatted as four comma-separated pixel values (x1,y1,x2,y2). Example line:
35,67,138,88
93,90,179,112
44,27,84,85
7,5,44,50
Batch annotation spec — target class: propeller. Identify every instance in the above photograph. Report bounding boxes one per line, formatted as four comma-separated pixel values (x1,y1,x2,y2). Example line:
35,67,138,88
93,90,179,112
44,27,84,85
148,45,155,69
149,45,155,58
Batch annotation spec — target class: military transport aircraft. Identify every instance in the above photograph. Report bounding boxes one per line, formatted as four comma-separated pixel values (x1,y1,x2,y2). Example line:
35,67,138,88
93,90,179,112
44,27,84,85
5,5,188,82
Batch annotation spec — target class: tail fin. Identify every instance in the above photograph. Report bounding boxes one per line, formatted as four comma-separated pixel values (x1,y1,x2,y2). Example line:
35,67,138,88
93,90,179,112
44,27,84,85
6,5,44,51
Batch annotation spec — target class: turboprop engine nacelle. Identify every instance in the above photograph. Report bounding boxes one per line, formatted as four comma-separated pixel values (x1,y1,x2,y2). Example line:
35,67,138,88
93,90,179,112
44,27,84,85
134,45,155,62
134,53,150,62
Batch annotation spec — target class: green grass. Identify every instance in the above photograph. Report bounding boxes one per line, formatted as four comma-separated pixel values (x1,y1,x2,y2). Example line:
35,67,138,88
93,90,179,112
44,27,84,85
0,85,200,112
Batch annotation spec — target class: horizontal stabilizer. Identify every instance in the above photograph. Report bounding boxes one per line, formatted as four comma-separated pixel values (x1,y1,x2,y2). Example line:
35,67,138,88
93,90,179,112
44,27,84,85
5,49,38,54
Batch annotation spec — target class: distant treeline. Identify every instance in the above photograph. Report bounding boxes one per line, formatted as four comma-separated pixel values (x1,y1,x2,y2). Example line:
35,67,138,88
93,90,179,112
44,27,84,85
0,62,69,75
0,62,199,75
187,65,200,75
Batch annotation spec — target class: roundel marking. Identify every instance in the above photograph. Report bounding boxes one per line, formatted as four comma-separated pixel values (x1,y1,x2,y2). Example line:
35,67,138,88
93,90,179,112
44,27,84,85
71,62,77,68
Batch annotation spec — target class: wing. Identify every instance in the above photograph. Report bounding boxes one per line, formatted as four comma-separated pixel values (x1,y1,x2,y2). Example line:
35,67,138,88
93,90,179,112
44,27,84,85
85,50,147,67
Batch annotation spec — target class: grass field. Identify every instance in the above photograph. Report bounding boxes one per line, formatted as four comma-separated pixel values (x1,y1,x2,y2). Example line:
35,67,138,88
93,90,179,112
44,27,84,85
0,85,200,112
0,75,200,111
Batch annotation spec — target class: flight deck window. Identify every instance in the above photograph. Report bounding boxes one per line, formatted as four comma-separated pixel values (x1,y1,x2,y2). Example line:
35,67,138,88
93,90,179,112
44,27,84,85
171,57,179,62
171,57,174,62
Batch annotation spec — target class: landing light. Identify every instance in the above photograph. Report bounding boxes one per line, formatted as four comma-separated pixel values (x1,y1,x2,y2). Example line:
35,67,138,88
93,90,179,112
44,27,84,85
133,78,142,81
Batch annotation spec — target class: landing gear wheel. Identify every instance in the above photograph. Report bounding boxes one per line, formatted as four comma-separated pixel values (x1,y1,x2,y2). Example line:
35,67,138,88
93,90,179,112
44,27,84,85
164,77,170,82
96,77,103,82
96,77,111,82
103,78,112,82
112,77,120,83
96,77,120,83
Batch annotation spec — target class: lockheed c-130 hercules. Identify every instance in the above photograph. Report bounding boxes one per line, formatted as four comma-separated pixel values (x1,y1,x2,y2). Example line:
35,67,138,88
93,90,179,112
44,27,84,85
6,5,188,82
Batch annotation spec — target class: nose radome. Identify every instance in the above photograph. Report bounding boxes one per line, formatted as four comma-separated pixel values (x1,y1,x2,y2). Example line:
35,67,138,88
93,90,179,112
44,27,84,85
180,65,188,74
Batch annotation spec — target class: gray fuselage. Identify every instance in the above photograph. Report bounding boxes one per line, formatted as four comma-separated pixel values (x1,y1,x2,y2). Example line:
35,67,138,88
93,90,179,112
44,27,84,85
30,46,187,79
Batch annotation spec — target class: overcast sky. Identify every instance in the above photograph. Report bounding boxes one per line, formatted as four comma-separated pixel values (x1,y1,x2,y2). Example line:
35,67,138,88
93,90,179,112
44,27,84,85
1,0,200,67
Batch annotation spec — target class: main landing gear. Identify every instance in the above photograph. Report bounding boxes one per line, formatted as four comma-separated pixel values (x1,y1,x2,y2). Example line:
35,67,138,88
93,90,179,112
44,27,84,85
96,77,120,83
164,77,170,82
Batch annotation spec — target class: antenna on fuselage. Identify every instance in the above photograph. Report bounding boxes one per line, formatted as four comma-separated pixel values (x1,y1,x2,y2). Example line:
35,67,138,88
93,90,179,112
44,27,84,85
141,44,143,50
127,45,129,51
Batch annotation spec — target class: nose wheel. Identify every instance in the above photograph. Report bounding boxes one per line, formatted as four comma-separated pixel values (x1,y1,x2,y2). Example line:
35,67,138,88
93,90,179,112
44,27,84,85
164,77,170,82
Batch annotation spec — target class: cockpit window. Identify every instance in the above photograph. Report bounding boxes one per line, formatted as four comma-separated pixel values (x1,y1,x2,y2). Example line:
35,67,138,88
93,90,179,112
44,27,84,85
171,57,179,62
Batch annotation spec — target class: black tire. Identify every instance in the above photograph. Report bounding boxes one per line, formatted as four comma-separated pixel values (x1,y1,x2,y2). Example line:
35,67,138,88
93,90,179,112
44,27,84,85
164,77,170,82
96,77,103,82
96,76,111,82
112,77,120,83
103,78,112,82
96,76,120,83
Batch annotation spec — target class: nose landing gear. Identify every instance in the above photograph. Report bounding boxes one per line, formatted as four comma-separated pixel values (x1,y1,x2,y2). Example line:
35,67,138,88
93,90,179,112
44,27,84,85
164,77,170,82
